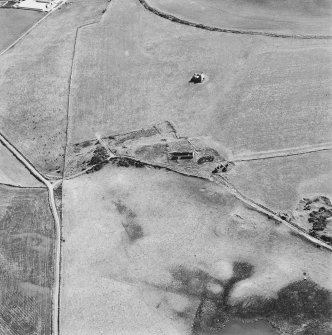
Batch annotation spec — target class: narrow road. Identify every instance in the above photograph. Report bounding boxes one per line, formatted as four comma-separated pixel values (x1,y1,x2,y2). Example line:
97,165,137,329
232,143,332,162
95,133,116,157
138,0,332,39
212,174,332,252
64,136,332,252
0,132,61,335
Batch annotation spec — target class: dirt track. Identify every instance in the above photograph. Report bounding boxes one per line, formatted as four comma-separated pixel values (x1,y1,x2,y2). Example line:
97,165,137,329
232,143,332,162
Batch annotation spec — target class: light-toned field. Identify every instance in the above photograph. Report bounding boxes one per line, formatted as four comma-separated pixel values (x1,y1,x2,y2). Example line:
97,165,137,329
228,150,332,212
61,1,332,333
0,142,44,187
0,8,43,52
215,42,332,153
0,0,109,176
0,185,54,335
67,0,332,156
61,164,332,335
66,0,260,145
145,0,332,36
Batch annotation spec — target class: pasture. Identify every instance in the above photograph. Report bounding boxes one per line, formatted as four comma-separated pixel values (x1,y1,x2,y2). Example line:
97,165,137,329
0,0,109,176
145,0,332,36
60,164,332,335
0,185,55,335
0,8,43,52
67,0,332,158
228,150,332,212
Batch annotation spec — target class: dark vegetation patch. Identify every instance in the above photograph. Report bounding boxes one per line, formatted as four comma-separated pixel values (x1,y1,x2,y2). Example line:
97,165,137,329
81,140,92,148
276,280,332,322
53,184,63,217
169,262,254,334
296,196,332,245
87,146,109,166
231,280,332,334
111,157,146,168
86,160,109,174
168,262,331,334
197,155,215,165
113,201,143,242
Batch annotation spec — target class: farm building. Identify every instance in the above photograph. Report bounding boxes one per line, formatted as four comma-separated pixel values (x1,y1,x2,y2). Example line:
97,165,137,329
11,0,63,11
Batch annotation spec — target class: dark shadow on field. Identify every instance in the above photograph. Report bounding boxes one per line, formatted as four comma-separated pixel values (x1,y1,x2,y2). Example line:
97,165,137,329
114,200,144,242
155,260,332,334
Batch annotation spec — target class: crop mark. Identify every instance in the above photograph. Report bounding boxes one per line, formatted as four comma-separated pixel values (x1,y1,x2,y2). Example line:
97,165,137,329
113,201,144,242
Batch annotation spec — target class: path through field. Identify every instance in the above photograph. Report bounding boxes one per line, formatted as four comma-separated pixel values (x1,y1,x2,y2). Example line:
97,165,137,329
232,142,332,162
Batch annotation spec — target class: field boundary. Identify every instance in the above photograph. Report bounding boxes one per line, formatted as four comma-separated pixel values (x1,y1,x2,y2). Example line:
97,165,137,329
62,0,112,178
232,143,332,162
0,1,67,57
137,0,332,40
59,4,112,333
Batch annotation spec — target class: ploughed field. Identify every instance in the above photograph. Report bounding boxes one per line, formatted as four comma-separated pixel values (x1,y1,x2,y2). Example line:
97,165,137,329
0,185,55,335
144,0,332,36
60,165,332,335
0,9,43,52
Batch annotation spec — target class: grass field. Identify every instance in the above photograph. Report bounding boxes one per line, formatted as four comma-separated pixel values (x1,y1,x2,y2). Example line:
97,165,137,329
146,0,332,36
67,0,331,157
0,8,43,52
214,42,332,153
66,0,261,146
60,164,332,335
228,150,332,212
0,142,44,187
0,185,54,335
0,0,109,176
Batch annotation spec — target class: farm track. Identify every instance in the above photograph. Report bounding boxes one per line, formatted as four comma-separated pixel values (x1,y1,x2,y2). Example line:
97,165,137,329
92,136,332,252
0,181,46,189
232,142,332,162
138,0,332,39
212,175,332,252
0,132,61,335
